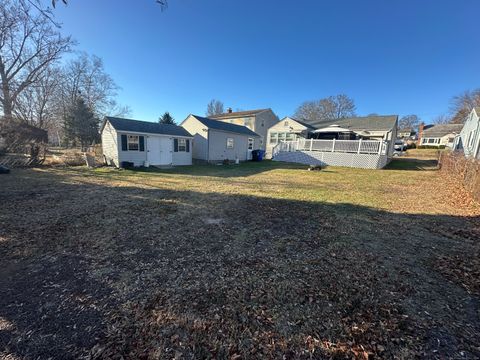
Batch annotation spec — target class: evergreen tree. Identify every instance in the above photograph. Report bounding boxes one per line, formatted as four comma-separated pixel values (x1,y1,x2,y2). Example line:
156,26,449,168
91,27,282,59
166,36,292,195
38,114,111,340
158,111,176,125
64,98,100,150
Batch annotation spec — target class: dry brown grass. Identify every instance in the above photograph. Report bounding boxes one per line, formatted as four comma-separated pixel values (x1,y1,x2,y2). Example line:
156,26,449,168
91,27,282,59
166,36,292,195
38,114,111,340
0,160,479,359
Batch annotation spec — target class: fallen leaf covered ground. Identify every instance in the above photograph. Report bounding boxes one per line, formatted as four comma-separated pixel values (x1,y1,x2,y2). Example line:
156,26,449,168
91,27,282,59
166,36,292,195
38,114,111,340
0,156,479,359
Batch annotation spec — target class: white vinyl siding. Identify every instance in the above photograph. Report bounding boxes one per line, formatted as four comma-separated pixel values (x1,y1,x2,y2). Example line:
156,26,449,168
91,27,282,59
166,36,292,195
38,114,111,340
101,121,120,167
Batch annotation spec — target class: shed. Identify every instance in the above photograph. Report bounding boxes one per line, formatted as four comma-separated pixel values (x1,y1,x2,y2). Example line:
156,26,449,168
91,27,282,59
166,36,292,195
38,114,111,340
101,116,193,167
181,115,261,162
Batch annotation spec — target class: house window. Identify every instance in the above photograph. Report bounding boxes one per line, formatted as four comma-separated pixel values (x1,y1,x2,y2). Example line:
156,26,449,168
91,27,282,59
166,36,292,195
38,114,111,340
427,138,436,144
286,133,294,141
284,120,289,127
278,133,286,142
248,138,254,150
226,137,234,149
128,135,139,150
269,132,278,144
468,130,476,147
178,138,187,152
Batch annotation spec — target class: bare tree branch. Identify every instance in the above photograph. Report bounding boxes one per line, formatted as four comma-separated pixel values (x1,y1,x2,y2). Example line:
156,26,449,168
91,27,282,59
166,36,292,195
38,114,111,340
0,0,73,119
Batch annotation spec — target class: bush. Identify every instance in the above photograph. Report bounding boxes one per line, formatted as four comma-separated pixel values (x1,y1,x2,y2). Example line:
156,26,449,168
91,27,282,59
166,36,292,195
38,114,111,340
417,145,446,149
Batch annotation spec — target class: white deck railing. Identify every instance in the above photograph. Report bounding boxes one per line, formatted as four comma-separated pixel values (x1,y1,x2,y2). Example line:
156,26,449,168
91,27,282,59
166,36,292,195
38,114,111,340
272,139,388,157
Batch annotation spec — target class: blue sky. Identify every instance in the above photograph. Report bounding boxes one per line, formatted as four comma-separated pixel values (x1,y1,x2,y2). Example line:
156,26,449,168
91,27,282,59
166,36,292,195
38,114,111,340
55,0,480,123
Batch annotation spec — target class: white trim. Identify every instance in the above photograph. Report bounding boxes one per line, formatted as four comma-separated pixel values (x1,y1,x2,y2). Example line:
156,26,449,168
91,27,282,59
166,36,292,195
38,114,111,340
116,130,192,139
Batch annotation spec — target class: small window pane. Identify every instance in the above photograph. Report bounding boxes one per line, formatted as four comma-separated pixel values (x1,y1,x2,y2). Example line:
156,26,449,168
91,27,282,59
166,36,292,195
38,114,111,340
227,138,234,149
269,132,277,144
128,135,139,151
248,138,254,150
178,138,187,152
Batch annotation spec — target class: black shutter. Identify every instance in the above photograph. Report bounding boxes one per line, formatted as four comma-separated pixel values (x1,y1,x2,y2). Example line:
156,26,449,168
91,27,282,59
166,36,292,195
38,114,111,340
139,136,145,151
186,139,190,152
174,138,178,152
121,134,128,151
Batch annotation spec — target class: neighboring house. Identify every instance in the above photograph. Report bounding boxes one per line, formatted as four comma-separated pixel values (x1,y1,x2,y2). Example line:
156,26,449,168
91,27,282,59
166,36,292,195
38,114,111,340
309,115,399,156
397,128,416,139
455,107,480,159
420,124,463,148
266,117,315,158
101,116,193,167
210,108,279,150
181,114,261,162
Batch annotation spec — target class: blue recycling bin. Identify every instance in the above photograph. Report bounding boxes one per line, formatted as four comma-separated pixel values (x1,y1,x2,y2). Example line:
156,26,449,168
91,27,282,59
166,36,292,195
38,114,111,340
251,150,264,161
257,150,265,161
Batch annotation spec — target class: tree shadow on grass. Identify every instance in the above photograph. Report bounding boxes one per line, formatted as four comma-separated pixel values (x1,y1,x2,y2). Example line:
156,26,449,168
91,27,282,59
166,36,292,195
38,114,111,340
385,158,439,171
0,169,479,359
121,160,309,178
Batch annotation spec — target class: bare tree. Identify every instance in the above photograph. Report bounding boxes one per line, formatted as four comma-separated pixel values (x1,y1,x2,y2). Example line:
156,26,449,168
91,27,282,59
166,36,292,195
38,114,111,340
0,0,73,120
49,0,168,8
14,65,61,129
398,114,420,130
432,114,452,124
206,99,224,117
57,53,125,119
293,94,356,124
449,89,480,124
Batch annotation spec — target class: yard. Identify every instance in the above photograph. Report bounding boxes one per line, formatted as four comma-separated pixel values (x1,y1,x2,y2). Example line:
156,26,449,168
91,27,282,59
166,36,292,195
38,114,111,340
1,158,480,359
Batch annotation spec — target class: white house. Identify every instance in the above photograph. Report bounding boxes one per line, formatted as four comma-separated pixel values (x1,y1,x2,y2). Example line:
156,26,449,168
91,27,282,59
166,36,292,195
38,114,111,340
420,124,463,148
181,115,261,162
101,116,193,167
454,107,480,159
210,108,279,150
271,115,398,169
266,117,315,158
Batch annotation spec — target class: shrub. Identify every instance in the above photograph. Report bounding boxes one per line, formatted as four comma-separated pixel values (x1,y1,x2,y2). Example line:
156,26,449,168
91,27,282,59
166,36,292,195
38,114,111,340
417,145,446,149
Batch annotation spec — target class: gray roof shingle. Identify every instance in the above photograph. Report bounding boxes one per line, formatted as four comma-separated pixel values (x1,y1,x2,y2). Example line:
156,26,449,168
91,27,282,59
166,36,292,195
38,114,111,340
307,115,398,131
104,116,192,137
190,115,260,137
289,118,316,130
210,109,270,119
422,124,463,137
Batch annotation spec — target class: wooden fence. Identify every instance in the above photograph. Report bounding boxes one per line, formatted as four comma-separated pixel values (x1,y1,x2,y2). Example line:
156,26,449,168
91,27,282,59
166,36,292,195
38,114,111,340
440,151,480,203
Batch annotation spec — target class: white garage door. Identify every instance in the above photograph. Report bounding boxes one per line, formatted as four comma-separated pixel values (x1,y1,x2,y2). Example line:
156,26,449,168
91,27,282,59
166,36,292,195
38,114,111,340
147,136,173,165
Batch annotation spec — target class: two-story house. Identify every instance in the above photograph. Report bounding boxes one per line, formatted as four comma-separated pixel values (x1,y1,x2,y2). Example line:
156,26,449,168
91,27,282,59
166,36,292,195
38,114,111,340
210,108,279,150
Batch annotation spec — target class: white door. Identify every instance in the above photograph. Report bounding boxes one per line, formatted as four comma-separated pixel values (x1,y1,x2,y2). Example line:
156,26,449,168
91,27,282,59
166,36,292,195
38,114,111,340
147,137,173,165
247,138,254,160
159,137,173,164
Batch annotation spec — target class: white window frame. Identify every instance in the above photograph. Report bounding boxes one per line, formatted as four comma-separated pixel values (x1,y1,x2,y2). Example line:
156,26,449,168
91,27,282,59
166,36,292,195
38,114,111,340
178,138,187,152
248,138,254,150
468,130,476,148
226,137,234,149
128,135,139,151
269,132,278,144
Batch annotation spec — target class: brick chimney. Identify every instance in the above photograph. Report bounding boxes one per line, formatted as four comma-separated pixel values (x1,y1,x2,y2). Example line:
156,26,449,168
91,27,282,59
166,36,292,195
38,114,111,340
227,107,233,113
417,123,425,145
